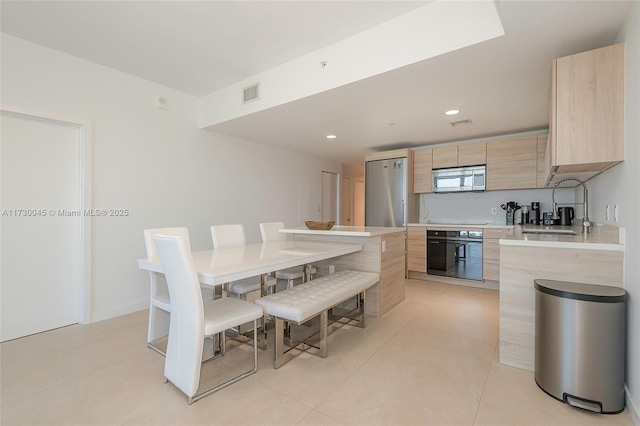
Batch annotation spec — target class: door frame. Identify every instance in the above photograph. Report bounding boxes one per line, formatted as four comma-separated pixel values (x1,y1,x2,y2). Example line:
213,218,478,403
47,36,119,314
1,106,93,325
340,175,352,226
321,170,339,223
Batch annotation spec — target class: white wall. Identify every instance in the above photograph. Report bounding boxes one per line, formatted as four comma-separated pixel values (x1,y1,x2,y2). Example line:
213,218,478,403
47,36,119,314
420,188,575,225
1,34,341,322
588,3,640,421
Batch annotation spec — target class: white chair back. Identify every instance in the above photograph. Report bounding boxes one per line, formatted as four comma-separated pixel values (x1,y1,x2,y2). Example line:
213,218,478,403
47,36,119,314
259,222,287,242
144,227,191,258
211,224,245,249
143,227,191,350
153,234,204,398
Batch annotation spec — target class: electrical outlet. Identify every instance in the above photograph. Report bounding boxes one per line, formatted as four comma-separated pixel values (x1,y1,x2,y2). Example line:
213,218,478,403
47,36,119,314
382,240,387,252
606,204,610,221
614,204,619,222
329,265,335,274
491,208,497,215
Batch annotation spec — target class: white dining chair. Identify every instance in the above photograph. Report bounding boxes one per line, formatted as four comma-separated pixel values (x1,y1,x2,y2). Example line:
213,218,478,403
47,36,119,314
143,227,191,356
210,224,276,298
153,234,263,404
259,222,316,289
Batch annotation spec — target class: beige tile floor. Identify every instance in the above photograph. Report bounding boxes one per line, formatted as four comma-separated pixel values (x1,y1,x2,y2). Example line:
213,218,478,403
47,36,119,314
1,279,634,426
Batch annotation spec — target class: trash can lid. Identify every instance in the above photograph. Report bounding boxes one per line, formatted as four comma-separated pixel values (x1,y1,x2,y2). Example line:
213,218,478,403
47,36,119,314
534,279,627,303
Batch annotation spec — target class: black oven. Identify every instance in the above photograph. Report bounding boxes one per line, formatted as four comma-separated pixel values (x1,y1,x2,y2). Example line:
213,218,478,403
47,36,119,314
427,230,483,281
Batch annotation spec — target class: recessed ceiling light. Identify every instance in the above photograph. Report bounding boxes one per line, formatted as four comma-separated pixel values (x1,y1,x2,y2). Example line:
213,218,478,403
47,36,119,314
326,134,337,139
445,109,460,115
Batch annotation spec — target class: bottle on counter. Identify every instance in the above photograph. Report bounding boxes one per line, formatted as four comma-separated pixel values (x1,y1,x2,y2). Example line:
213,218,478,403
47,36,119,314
521,205,530,225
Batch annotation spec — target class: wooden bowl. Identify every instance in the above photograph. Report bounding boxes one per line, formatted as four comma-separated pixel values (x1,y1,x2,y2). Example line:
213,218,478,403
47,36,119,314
304,221,335,230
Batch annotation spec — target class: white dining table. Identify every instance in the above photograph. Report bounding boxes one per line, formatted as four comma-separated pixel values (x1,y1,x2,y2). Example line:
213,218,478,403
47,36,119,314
138,239,363,349
137,239,363,288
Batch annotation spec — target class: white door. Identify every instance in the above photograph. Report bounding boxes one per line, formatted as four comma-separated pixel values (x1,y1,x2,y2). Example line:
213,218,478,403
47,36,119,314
1,113,82,341
340,176,352,225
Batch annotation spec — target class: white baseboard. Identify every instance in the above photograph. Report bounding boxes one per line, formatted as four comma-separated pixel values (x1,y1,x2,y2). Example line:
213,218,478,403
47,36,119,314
627,386,640,426
91,301,148,323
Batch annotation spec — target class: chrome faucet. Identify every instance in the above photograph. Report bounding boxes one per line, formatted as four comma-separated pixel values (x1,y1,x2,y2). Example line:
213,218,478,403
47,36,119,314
552,177,590,233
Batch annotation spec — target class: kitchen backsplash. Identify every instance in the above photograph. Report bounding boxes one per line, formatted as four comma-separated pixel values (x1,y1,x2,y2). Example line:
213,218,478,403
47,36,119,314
419,188,576,225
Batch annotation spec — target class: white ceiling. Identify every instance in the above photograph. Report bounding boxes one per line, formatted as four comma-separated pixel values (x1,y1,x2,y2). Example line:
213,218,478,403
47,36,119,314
1,1,634,165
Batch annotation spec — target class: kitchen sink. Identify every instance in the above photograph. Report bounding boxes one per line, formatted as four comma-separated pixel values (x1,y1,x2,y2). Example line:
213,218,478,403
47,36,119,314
522,228,576,235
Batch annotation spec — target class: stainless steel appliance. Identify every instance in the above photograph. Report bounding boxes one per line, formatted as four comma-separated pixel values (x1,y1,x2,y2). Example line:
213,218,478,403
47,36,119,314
426,230,483,281
365,158,408,227
535,279,627,414
432,165,485,193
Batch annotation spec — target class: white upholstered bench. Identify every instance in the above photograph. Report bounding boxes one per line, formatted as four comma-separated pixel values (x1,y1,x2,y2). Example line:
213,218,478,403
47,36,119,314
255,269,380,368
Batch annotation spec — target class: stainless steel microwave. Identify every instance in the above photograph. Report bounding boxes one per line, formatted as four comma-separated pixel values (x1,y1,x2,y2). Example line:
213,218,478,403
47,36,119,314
432,165,486,193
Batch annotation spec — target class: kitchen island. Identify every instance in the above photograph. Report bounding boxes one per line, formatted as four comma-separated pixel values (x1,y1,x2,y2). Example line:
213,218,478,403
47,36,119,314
280,226,405,316
499,224,624,371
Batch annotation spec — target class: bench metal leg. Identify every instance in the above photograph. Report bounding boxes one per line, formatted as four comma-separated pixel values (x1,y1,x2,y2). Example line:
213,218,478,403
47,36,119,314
274,318,290,369
274,311,329,369
355,291,366,328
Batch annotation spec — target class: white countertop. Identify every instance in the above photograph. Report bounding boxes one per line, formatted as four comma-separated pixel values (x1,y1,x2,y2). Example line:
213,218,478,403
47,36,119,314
280,225,405,237
408,222,512,229
500,224,624,251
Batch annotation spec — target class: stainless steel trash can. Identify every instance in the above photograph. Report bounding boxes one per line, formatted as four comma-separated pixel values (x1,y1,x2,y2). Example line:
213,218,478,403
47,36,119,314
534,279,627,414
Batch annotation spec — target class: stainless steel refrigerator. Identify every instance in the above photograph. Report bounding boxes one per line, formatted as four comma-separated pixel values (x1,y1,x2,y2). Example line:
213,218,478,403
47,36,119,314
365,158,408,227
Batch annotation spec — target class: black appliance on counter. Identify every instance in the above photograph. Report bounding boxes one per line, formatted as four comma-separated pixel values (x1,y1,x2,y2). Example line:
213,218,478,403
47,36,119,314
558,207,575,226
530,202,541,225
427,230,483,281
543,212,560,226
521,205,530,225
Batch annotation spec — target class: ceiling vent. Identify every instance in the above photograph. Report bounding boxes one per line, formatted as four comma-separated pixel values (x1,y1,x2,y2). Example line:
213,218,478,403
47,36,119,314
243,83,260,103
449,119,473,127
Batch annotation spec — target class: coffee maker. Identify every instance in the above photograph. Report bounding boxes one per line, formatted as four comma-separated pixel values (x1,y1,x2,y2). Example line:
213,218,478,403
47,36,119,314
530,202,541,225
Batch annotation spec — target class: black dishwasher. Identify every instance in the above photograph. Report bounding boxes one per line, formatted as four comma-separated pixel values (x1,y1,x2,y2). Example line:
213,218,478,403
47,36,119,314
427,230,483,280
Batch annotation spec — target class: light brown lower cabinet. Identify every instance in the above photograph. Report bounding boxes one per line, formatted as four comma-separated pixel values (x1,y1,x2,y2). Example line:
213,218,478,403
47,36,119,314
407,227,427,273
483,228,508,281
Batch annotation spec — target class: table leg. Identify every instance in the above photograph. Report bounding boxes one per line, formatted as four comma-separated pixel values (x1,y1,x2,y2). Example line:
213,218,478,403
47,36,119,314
258,273,268,350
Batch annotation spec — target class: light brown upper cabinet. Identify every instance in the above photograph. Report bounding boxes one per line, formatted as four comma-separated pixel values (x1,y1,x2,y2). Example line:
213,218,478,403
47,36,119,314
413,149,433,193
432,143,487,169
548,43,624,184
458,143,487,166
432,146,458,169
486,137,538,190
